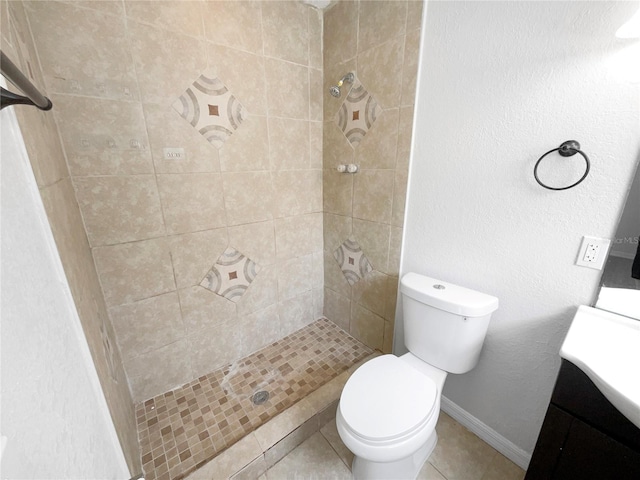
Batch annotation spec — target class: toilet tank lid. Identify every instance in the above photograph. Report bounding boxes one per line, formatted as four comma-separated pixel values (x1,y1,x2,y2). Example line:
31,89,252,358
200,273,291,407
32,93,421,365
400,273,499,317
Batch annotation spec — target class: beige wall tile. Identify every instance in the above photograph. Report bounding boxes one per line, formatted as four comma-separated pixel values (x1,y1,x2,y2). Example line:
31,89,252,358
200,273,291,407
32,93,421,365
352,218,391,273
323,58,357,122
15,106,68,188
277,254,314,301
109,292,184,361
323,250,351,297
128,20,206,105
356,108,399,170
179,286,237,333
279,291,315,337
265,58,309,120
384,276,399,321
53,95,153,176
272,170,323,218
143,102,220,174
323,121,354,169
124,339,193,402
228,220,276,266
358,0,407,53
312,287,324,319
207,44,267,116
188,319,245,379
310,122,323,168
262,0,309,65
309,68,323,122
269,118,310,170
220,115,270,171
157,173,226,234
275,213,323,260
64,0,125,16
388,226,403,276
125,0,204,37
353,170,394,224
311,251,324,290
239,305,282,356
169,228,229,289
1,1,10,45
383,320,395,354
350,303,384,351
396,106,415,172
203,1,263,55
358,36,404,109
222,172,275,225
236,265,278,316
402,29,421,106
392,168,409,227
407,1,425,31
323,288,351,332
25,1,138,100
309,7,322,69
94,238,176,306
323,168,353,217
73,175,165,246
323,213,352,253
352,270,390,318
323,0,357,67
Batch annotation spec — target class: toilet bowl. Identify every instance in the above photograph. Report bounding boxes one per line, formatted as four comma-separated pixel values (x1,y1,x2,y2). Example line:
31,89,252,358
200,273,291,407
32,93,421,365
337,353,446,480
336,273,499,480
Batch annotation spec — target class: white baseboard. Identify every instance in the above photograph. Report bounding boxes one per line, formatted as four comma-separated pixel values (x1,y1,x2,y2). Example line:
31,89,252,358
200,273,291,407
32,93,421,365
440,396,531,471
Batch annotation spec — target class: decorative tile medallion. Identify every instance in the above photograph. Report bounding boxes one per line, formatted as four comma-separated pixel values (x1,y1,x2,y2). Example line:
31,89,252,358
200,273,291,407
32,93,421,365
172,70,246,149
200,247,259,302
336,79,381,147
334,238,373,285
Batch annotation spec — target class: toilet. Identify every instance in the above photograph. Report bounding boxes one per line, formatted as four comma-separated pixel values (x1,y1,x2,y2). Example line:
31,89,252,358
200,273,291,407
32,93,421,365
336,272,499,480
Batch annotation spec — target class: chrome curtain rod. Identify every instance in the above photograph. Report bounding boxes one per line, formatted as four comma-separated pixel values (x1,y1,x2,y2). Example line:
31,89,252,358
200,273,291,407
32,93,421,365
1,50,52,111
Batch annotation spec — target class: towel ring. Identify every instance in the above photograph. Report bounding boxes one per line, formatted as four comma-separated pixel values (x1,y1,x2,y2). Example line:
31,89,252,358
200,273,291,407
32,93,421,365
534,140,590,191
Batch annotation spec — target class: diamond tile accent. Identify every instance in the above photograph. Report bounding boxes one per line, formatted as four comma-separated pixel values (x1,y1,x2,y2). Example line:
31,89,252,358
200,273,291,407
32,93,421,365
336,79,381,147
334,238,373,285
136,318,373,480
173,70,246,149
200,247,259,302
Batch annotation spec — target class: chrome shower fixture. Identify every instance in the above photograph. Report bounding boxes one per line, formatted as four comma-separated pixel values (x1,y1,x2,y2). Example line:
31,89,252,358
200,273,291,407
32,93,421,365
329,72,355,98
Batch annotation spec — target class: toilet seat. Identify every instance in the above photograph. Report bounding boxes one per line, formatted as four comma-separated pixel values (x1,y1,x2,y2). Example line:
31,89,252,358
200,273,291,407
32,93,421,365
339,355,438,443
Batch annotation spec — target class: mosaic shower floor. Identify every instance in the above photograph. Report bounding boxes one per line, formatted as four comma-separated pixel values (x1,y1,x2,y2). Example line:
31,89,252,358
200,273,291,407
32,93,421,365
135,318,373,480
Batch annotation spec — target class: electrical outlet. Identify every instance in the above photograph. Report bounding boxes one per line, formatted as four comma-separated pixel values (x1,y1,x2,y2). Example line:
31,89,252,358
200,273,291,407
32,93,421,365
576,236,611,270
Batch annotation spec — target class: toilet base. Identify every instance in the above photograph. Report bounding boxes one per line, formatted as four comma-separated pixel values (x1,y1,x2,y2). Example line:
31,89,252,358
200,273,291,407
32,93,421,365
351,430,438,480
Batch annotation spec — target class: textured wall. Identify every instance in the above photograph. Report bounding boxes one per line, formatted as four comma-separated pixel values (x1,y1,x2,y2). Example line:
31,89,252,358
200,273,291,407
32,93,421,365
1,0,141,473
24,0,324,402
1,79,130,478
322,0,423,352
402,0,640,457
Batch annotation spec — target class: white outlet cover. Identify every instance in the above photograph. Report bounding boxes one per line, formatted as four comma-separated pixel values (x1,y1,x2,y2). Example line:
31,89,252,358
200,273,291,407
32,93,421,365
576,235,611,270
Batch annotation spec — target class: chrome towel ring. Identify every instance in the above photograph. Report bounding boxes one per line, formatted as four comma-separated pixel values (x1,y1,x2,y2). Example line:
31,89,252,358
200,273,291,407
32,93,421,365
534,140,590,191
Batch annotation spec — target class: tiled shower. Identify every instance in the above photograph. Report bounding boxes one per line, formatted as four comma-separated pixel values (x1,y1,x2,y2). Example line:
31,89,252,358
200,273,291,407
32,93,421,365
2,0,422,477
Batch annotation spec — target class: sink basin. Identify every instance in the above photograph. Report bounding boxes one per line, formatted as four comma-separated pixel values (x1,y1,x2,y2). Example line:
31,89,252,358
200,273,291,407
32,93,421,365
560,306,640,429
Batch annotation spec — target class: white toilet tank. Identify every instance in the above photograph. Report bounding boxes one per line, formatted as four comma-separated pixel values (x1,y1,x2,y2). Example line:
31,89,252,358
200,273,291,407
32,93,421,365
400,273,499,374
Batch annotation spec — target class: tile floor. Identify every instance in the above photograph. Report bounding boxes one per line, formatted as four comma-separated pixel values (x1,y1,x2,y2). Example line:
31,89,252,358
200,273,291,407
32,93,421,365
263,412,526,480
136,318,373,480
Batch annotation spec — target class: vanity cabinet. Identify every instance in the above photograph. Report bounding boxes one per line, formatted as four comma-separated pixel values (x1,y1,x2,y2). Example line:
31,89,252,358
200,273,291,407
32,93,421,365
526,360,640,479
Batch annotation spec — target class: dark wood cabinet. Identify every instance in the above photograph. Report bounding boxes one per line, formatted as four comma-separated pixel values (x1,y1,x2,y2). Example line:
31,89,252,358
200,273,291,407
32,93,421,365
525,360,640,479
